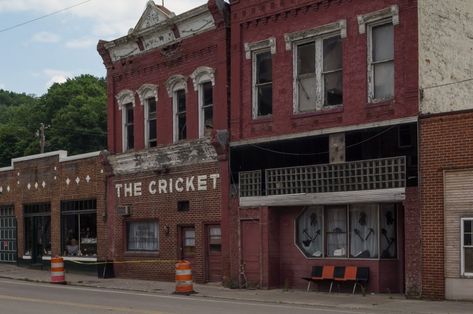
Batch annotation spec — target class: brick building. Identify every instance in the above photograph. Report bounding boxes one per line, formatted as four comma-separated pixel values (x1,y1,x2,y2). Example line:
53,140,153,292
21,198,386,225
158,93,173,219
418,1,473,300
228,0,420,294
97,0,231,283
0,151,107,269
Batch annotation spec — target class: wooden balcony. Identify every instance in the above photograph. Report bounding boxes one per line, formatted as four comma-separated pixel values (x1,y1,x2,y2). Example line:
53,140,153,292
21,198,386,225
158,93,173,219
238,157,406,207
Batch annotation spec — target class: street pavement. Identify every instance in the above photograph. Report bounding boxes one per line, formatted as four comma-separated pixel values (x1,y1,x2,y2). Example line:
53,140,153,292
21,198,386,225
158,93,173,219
0,263,472,313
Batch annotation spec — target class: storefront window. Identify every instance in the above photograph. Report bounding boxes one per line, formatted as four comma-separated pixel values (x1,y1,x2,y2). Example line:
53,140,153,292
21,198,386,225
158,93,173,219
325,205,347,257
380,204,397,259
61,200,97,257
24,203,51,260
127,221,159,251
350,204,378,258
296,206,323,257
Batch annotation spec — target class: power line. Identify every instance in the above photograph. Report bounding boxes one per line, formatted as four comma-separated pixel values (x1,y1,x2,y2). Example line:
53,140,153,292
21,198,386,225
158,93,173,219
249,125,397,157
422,77,473,90
0,0,94,34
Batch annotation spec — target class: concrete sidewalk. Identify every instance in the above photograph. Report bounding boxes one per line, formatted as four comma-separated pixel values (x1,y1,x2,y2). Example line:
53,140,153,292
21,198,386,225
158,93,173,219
0,263,471,314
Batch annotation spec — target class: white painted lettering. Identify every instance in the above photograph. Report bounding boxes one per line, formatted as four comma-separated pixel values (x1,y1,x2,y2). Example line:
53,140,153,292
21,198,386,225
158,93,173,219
169,178,173,193
149,181,157,195
186,176,195,191
115,184,123,198
197,175,207,191
124,183,133,197
158,179,167,194
175,178,184,192
134,182,142,196
209,173,220,189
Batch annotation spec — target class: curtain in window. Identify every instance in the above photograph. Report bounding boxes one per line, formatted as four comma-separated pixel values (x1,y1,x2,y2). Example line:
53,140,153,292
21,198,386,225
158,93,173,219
350,204,378,258
380,204,396,258
325,205,347,257
128,221,159,251
296,206,323,257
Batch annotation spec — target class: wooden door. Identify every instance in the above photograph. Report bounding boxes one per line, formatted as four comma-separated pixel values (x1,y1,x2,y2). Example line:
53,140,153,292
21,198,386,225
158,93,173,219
180,226,196,266
206,225,222,282
241,220,261,288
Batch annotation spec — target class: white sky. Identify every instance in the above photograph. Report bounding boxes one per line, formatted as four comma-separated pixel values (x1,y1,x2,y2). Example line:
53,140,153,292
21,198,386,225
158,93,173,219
0,0,212,95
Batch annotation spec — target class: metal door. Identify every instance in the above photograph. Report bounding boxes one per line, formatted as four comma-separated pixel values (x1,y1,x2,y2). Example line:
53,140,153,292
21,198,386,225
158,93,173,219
0,205,16,262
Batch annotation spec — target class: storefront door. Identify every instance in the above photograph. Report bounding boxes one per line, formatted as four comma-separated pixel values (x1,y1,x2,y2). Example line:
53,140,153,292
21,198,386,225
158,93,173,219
0,205,16,263
206,225,222,282
180,226,196,266
24,203,51,264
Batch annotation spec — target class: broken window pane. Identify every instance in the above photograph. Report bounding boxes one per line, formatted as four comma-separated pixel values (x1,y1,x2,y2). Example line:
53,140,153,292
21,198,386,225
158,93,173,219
323,36,342,72
178,113,186,140
373,24,394,62
297,42,315,75
125,103,134,150
202,81,213,136
374,61,394,99
177,89,186,112
298,75,317,111
255,51,272,116
324,71,343,106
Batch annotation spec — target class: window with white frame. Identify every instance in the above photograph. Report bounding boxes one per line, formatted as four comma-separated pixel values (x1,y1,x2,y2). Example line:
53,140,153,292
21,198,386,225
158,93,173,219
127,221,159,252
116,90,135,152
285,20,346,112
190,66,216,138
166,75,187,142
358,5,399,103
137,84,158,148
245,37,276,119
462,218,473,276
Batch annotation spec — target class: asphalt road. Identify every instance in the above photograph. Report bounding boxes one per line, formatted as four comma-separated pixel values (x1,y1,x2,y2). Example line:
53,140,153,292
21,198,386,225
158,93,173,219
0,278,391,314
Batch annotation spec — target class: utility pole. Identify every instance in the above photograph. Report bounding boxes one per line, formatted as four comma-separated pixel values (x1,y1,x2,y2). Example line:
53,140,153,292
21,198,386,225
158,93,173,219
38,123,46,154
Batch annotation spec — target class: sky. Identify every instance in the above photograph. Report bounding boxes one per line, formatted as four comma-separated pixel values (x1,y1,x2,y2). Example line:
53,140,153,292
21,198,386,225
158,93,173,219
0,0,210,96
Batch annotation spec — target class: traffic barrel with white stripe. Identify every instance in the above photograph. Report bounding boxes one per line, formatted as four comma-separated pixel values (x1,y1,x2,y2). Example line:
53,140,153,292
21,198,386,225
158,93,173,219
51,256,66,284
175,260,195,294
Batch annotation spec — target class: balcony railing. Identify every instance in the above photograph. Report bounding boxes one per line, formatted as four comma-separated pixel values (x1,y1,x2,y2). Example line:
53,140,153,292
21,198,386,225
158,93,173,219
239,156,406,198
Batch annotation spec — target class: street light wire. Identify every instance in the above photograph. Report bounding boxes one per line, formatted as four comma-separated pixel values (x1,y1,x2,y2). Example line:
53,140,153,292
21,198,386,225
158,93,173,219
0,0,94,34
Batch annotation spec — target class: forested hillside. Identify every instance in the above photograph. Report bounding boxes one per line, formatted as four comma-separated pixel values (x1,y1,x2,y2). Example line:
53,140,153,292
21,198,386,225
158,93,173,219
0,75,107,167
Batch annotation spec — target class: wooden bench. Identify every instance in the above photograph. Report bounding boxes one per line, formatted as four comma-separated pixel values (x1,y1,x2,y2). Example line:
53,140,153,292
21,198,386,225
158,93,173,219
302,265,369,295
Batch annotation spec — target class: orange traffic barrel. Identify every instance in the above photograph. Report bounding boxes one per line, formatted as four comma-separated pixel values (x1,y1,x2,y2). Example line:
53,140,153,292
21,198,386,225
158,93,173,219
175,260,195,294
51,256,66,284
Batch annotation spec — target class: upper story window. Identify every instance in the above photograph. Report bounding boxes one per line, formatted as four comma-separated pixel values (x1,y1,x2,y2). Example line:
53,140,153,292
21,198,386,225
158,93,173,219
166,75,188,143
116,89,135,152
191,66,216,138
285,21,346,113
462,218,473,277
244,37,276,119
358,5,399,103
137,84,158,148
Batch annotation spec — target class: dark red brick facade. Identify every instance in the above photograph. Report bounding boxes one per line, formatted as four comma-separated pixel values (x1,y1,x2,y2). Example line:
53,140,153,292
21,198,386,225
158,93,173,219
419,111,473,299
0,151,107,263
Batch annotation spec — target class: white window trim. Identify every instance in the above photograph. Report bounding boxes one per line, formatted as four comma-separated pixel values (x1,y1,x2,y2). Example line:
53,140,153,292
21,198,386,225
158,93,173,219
116,90,135,153
358,6,399,104
285,21,346,113
245,38,276,119
165,75,187,143
191,67,216,138
137,84,158,148
461,217,473,277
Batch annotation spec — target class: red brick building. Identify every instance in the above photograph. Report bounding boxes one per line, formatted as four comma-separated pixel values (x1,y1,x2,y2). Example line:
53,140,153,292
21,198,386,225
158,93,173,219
0,151,107,270
97,0,231,283
228,0,420,294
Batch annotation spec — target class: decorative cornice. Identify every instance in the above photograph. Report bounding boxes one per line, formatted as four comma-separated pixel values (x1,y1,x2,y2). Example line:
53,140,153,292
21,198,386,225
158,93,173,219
116,89,135,110
284,19,347,51
165,75,188,97
136,84,158,105
357,5,399,34
190,66,216,91
244,37,276,60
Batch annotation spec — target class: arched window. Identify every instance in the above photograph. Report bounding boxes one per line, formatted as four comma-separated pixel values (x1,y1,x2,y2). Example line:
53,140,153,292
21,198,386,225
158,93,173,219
116,90,135,152
137,84,158,148
166,75,187,142
191,66,215,137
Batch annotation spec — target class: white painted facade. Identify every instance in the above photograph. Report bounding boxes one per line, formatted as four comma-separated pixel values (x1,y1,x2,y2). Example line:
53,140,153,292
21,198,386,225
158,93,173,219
418,0,473,114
